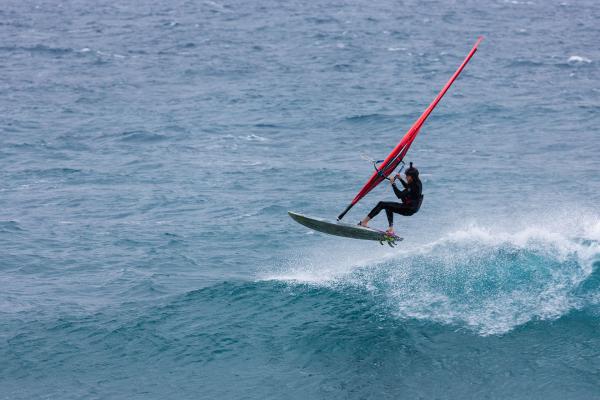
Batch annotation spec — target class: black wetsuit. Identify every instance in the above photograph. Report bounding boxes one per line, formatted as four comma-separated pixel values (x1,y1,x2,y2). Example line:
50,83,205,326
367,178,423,226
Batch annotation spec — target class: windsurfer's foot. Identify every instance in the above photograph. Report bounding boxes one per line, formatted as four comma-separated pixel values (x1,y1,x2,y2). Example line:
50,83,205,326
358,217,370,227
386,227,395,235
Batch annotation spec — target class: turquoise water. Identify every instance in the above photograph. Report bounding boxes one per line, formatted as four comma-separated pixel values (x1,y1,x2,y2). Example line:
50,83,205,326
1,0,599,398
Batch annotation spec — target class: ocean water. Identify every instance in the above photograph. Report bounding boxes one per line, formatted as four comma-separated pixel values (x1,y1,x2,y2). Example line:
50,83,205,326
1,0,599,398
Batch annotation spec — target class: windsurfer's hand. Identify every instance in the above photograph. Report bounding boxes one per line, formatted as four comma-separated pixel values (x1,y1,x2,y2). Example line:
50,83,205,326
389,175,396,184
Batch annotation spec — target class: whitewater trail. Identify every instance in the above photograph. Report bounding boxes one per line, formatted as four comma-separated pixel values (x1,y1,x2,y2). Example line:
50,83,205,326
264,212,600,335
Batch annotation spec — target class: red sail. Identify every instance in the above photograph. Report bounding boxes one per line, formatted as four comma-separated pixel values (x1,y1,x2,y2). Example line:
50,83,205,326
338,37,483,220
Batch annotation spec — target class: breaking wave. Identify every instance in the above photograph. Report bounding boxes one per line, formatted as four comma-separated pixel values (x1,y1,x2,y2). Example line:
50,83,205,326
264,214,600,335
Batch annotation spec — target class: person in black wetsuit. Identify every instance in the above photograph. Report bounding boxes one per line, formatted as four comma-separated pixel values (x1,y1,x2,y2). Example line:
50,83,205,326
359,162,423,235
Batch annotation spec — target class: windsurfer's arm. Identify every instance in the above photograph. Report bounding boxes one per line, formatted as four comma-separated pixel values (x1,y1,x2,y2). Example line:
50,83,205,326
391,181,407,199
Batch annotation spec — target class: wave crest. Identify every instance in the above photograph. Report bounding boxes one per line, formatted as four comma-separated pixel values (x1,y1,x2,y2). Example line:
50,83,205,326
266,216,600,335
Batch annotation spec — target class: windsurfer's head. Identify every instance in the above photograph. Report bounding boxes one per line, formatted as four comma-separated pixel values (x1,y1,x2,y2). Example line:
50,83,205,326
405,162,419,181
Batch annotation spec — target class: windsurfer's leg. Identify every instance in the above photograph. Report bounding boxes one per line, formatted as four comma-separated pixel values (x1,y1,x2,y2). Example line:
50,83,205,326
385,208,394,227
383,203,413,234
364,202,401,228
367,201,392,219
361,201,386,227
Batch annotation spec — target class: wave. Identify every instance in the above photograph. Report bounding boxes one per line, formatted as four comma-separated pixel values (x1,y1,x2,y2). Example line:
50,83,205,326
241,134,268,142
0,220,23,233
17,167,83,178
263,213,600,335
0,44,74,55
343,113,400,124
567,55,592,66
115,130,168,143
506,59,545,68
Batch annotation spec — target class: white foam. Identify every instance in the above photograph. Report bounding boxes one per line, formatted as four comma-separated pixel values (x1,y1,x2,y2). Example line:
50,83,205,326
568,55,592,65
205,1,227,11
504,0,536,4
242,134,268,142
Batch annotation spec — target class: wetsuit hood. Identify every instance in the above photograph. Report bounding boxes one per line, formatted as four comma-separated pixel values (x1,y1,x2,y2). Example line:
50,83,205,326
405,162,419,178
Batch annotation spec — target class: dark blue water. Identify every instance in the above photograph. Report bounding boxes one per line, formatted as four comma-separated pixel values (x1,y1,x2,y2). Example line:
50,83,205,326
1,0,599,398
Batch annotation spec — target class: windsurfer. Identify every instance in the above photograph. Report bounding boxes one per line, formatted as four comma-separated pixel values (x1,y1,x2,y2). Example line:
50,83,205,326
358,162,423,235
